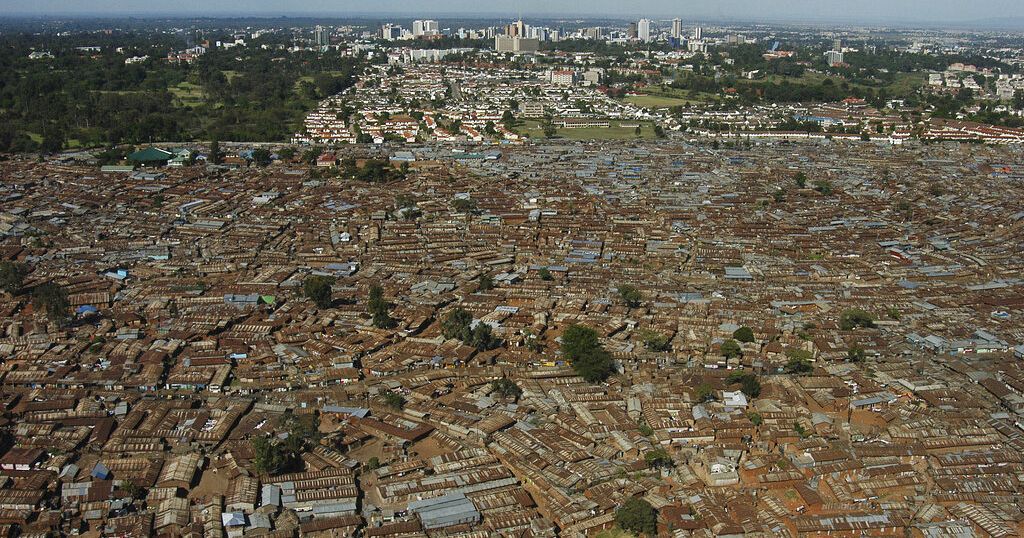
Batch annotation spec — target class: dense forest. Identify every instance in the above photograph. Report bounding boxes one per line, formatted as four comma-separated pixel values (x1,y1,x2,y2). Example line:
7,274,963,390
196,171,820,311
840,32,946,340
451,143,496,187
0,30,363,153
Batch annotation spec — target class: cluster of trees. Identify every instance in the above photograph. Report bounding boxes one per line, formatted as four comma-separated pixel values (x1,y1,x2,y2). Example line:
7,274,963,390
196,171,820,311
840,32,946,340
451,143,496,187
252,413,320,475
0,262,29,296
840,308,876,330
441,308,499,351
0,33,363,152
303,275,335,309
451,198,478,213
617,284,643,308
382,391,406,410
339,158,408,183
1,262,70,324
727,371,762,398
640,330,672,352
562,324,614,383
784,348,815,374
490,378,523,401
615,497,658,537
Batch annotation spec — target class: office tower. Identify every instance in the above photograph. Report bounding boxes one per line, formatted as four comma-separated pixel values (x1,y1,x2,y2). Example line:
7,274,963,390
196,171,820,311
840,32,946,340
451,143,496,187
412,20,438,37
638,19,653,42
313,25,329,47
628,21,638,39
833,38,843,51
495,35,540,54
505,19,527,38
825,50,844,66
381,24,402,41
693,26,703,41
671,18,683,39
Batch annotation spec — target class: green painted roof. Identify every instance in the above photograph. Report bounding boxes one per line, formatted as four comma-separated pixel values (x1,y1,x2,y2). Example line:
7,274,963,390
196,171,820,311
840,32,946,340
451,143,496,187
128,147,174,162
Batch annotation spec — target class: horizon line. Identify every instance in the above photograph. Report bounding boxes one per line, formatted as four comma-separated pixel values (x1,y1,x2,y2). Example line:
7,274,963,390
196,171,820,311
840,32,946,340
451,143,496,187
0,12,1022,32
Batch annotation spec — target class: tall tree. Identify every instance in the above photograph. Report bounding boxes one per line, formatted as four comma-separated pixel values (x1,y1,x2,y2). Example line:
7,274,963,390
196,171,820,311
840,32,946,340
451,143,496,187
0,262,29,295
562,324,614,383
32,282,69,324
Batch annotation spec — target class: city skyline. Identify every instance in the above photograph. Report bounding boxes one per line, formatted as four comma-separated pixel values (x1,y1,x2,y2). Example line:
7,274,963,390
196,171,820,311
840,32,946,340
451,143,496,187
2,0,1023,28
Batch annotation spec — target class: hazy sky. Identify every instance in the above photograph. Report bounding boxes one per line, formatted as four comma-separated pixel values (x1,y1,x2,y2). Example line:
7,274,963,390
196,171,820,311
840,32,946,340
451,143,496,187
2,0,1023,26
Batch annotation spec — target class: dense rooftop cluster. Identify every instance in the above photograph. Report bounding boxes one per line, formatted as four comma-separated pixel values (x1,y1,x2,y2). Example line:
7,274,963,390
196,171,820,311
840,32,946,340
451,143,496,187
1,137,1024,537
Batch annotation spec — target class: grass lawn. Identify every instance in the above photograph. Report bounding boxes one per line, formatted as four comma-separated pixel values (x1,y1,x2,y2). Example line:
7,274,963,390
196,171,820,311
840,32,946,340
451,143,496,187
521,120,658,140
625,94,692,108
222,70,241,82
169,82,206,108
595,528,636,538
886,72,926,95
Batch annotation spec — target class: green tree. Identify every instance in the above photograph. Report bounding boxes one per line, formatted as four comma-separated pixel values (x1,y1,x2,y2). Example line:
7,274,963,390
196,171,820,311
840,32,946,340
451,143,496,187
209,139,223,165
840,309,875,330
301,146,323,164
635,125,642,137
250,148,272,167
732,326,755,343
502,109,516,129
794,171,807,188
784,353,814,375
477,274,495,292
813,179,834,195
726,372,762,398
252,435,286,475
0,262,29,295
366,456,381,470
469,322,498,351
32,282,69,323
847,346,866,362
441,308,473,341
303,275,335,309
617,284,643,307
542,120,557,138
721,339,742,359
451,198,477,213
120,480,144,500
748,412,763,426
615,497,657,536
562,324,614,383
696,382,715,402
383,391,406,410
644,447,673,469
538,267,553,281
491,378,523,401
641,331,672,352
368,284,396,329
278,147,296,161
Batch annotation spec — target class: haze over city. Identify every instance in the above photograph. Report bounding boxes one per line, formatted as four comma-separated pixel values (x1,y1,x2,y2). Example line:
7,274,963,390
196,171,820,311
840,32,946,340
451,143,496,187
2,0,1024,27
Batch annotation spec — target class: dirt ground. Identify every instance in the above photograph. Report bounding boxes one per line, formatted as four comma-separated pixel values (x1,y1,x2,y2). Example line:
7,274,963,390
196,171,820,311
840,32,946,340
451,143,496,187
188,465,231,501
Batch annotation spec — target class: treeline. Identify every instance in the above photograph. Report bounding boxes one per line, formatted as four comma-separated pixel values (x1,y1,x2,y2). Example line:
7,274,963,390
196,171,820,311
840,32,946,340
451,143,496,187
0,32,363,153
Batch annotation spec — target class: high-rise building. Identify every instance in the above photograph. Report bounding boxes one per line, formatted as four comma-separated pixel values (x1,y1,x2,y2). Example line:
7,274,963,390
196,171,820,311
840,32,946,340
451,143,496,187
693,26,703,41
412,20,439,37
495,35,540,54
627,22,638,40
671,18,683,39
505,19,527,38
825,50,844,66
381,24,402,41
638,19,653,42
833,38,843,52
313,25,329,47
